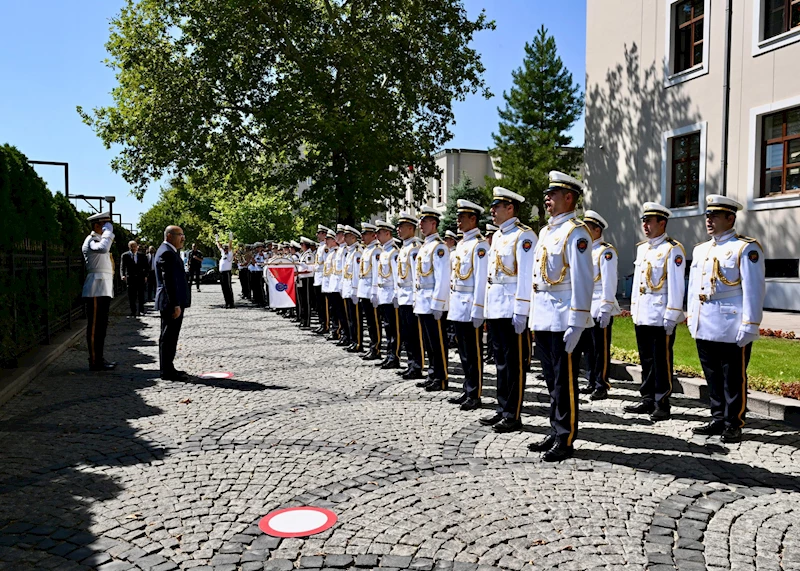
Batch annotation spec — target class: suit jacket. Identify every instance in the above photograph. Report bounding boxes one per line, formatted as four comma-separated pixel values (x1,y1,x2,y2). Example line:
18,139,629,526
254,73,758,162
121,251,149,280
155,242,190,311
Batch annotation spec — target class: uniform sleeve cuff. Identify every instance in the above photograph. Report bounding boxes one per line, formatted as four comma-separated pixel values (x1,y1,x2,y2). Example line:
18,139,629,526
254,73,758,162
513,301,530,316
664,309,685,322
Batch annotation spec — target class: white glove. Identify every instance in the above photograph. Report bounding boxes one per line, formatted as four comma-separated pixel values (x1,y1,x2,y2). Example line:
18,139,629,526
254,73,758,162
351,295,358,305
215,233,219,242
598,311,611,329
228,231,233,240
393,299,399,308
102,222,113,233
371,295,379,307
512,313,527,335
563,326,583,354
664,319,678,336
432,310,443,321
472,317,484,329
736,327,759,347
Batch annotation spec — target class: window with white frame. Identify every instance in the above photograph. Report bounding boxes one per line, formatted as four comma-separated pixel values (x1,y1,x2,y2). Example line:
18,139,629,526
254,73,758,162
433,176,443,204
753,0,800,55
661,122,707,215
664,0,710,87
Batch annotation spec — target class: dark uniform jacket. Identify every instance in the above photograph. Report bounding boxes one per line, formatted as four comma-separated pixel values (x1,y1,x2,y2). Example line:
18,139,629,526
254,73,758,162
155,242,190,311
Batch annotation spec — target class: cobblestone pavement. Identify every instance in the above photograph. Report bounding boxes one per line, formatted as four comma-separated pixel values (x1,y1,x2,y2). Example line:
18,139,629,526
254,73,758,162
1,286,799,571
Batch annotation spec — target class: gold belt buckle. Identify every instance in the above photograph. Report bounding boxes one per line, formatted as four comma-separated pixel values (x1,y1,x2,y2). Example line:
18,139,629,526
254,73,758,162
488,276,493,285
639,287,645,294
699,294,707,303
533,284,539,292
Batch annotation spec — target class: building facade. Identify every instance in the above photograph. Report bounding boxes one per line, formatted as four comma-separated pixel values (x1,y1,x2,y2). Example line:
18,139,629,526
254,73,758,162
585,0,800,308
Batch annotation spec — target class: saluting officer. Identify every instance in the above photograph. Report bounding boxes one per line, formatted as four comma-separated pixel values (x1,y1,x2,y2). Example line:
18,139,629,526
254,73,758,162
341,226,363,352
82,212,117,371
447,200,489,410
526,172,594,461
577,210,621,400
374,220,402,369
482,188,537,433
626,202,686,421
395,213,425,380
413,207,451,391
358,223,382,360
688,195,765,443
313,225,332,334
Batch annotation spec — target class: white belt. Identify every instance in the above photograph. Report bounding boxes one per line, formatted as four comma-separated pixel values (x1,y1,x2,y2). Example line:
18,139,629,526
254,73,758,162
451,284,473,293
488,274,517,284
639,288,666,295
415,283,435,290
378,282,394,288
533,282,571,293
699,289,742,302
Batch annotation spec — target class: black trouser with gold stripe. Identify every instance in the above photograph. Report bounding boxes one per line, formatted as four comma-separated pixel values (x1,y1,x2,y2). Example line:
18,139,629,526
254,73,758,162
535,330,580,446
379,303,401,364
398,304,424,373
635,325,675,411
488,318,526,420
578,318,613,391
419,313,448,384
360,298,381,354
344,297,362,350
454,320,483,399
85,296,111,367
328,292,347,341
297,277,313,327
314,285,326,329
696,340,752,428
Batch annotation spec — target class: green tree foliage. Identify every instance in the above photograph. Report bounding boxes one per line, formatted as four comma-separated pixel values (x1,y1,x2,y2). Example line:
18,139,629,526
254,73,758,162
79,0,494,224
441,173,491,233
491,25,583,223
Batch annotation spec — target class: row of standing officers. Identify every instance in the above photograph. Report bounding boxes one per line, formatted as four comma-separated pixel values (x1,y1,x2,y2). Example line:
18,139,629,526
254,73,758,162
268,171,766,460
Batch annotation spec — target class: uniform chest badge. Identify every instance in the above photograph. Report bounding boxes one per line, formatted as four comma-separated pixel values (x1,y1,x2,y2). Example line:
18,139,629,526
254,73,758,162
675,255,683,267
577,238,588,253
522,239,533,252
748,250,759,263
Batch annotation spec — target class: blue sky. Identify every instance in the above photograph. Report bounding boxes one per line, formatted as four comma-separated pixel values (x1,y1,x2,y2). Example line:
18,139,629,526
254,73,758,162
0,0,586,228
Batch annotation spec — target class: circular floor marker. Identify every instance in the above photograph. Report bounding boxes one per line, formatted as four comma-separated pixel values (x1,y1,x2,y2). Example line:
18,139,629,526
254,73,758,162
258,507,337,538
198,372,234,379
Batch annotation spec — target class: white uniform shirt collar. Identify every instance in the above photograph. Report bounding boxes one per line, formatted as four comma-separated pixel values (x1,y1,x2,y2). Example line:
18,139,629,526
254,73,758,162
462,228,480,240
713,228,737,245
647,233,668,247
382,240,396,250
366,239,380,248
499,217,518,233
424,233,440,243
402,238,416,247
592,237,603,247
547,211,576,227
162,241,177,253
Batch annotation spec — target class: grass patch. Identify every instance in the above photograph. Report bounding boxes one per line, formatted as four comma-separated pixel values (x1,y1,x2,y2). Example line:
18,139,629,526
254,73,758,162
610,316,800,397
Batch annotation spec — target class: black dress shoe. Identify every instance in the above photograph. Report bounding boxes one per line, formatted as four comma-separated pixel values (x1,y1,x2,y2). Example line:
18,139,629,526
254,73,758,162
721,426,742,443
415,379,431,388
650,408,671,422
448,393,469,405
362,351,381,361
327,333,340,341
380,360,401,370
424,381,447,392
542,442,574,462
624,402,655,414
397,368,410,376
493,418,522,433
579,385,594,395
346,344,361,353
479,413,503,426
160,372,188,381
485,356,495,365
336,338,350,346
590,387,608,401
528,434,556,452
460,398,482,411
89,363,116,371
402,369,424,380
536,373,545,380
692,420,725,436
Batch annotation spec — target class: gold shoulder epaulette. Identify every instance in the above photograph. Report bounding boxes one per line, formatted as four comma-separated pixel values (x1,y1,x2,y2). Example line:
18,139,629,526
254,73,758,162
636,240,647,246
515,221,532,231
570,218,586,227
737,235,763,250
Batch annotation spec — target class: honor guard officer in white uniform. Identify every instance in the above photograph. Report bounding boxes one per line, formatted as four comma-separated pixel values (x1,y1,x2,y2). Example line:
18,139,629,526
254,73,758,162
297,237,317,328
444,230,458,251
321,230,339,337
374,220,402,369
313,225,332,334
626,202,686,421
483,223,499,365
82,212,117,371
358,222,382,360
526,172,594,461
414,207,451,391
481,187,537,433
329,225,349,343
688,195,765,443
341,226,363,352
395,213,425,380
447,200,489,410
577,210,621,400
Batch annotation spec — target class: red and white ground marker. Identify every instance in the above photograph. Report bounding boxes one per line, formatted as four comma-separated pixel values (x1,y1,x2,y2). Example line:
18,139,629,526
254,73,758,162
198,372,234,379
258,507,338,538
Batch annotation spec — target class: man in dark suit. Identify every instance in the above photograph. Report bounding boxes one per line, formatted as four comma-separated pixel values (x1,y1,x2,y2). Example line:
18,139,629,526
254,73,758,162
187,243,204,292
121,240,149,316
155,225,190,380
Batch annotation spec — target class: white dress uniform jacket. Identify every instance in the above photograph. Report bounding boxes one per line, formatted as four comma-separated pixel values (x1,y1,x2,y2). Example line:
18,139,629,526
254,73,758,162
218,249,234,272
298,249,315,278
341,244,362,301
396,238,420,307
321,245,338,293
376,242,399,305
485,217,537,320
82,229,116,298
687,230,765,343
448,228,489,322
330,245,346,293
357,240,381,299
631,234,686,326
529,212,594,331
590,238,622,319
313,242,327,286
413,234,450,315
